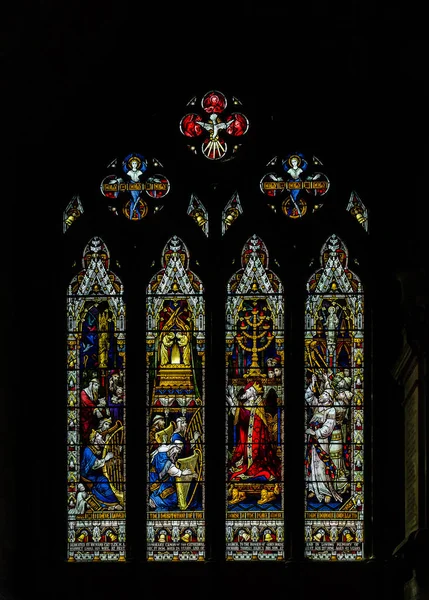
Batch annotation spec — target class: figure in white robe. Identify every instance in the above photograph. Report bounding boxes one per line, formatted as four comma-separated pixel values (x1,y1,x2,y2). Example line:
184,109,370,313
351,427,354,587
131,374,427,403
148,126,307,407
305,373,342,503
70,483,89,515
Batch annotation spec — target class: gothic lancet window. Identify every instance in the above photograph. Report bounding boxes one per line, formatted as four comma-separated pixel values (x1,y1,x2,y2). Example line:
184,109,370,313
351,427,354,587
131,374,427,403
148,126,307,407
225,234,285,560
304,234,364,560
146,236,205,561
67,236,126,562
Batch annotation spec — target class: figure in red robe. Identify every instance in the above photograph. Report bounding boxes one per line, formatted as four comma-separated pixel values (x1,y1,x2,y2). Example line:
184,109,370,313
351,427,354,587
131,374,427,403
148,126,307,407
80,378,104,444
227,381,281,481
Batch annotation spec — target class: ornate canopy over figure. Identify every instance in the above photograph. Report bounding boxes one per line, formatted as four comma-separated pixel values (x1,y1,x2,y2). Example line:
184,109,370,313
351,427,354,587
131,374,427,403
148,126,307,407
147,236,204,409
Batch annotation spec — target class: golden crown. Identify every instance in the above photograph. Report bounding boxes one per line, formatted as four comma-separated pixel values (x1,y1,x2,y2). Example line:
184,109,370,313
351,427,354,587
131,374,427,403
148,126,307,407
252,382,263,394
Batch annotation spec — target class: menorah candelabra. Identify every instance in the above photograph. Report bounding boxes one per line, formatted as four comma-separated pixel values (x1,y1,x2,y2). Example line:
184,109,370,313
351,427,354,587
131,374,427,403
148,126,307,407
236,304,274,377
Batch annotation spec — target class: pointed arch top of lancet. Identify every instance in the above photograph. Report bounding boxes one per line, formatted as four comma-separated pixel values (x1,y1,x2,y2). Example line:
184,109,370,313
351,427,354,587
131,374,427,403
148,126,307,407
227,234,283,296
307,233,362,295
68,236,123,296
148,235,204,296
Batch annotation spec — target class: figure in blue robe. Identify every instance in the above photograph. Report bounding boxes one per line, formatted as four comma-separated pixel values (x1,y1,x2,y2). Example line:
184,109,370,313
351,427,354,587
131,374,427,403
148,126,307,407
149,441,194,511
80,430,121,508
283,153,308,216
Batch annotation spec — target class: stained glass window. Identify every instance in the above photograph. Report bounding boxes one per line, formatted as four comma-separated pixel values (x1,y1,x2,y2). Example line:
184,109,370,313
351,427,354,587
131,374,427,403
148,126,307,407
347,191,369,232
222,191,242,235
64,114,370,567
146,236,205,561
260,152,329,218
63,194,83,233
187,194,209,237
225,234,285,561
67,236,126,562
304,234,364,560
100,153,170,221
180,90,249,161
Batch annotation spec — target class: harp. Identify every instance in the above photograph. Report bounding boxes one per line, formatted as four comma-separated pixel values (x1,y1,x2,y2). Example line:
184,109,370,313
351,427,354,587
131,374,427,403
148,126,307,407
175,408,203,510
155,421,174,445
102,420,125,505
176,449,202,510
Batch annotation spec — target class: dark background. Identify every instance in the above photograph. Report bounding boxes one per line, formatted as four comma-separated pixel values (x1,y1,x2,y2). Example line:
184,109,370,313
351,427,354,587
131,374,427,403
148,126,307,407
1,3,428,598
